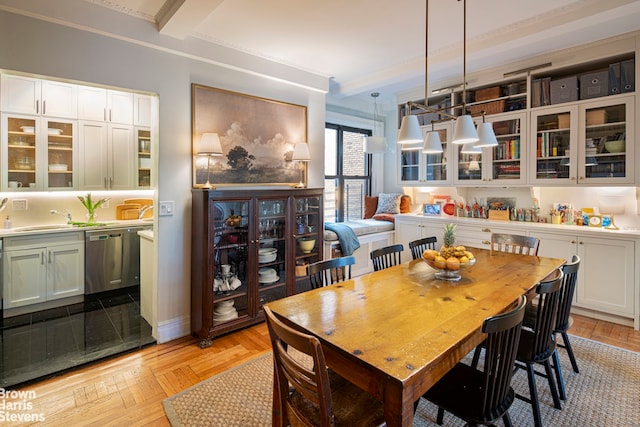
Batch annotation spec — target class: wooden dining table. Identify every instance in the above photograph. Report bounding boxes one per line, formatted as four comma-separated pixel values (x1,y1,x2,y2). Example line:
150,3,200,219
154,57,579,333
266,247,566,427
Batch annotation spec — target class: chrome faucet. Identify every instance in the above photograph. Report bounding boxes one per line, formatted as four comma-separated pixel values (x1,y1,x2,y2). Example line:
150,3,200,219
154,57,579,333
50,209,73,223
138,205,154,220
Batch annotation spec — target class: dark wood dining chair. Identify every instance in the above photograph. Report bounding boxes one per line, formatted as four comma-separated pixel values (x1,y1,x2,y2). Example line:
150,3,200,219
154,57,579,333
264,306,386,427
370,243,404,271
408,236,437,260
514,269,565,427
421,295,527,427
307,255,355,289
490,233,540,256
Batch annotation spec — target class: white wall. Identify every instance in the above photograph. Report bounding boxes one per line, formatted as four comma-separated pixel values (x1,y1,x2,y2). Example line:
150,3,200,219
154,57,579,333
0,10,328,342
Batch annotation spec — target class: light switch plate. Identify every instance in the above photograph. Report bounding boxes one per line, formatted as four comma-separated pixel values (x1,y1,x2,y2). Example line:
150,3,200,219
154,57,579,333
159,201,174,216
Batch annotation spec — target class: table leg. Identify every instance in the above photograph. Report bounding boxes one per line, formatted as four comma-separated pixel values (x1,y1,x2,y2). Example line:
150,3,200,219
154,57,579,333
383,382,415,427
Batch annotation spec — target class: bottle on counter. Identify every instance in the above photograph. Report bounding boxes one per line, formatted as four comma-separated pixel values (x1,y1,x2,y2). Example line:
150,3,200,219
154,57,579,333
4,215,11,229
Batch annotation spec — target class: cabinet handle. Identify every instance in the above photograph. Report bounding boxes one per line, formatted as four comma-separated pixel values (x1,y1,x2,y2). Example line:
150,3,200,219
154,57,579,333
43,100,46,115
104,108,107,121
48,250,52,264
109,109,112,122
36,100,39,115
109,177,113,189
482,228,491,232
41,251,45,265
104,177,108,189
482,240,491,245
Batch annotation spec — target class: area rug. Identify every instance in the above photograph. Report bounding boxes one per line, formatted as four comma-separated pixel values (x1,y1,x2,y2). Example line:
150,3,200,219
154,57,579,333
163,336,640,426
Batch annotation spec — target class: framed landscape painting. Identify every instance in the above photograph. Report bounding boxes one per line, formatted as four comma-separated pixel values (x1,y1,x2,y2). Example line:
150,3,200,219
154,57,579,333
192,84,307,187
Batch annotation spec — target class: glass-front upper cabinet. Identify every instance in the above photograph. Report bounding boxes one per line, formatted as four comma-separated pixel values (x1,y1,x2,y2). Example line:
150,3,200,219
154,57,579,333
397,122,452,185
487,111,527,185
256,197,288,312
578,96,634,184
136,128,151,188
529,105,578,184
2,114,76,191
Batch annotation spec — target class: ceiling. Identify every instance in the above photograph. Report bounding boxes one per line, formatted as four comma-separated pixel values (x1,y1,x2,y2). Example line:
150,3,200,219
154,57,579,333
7,0,640,104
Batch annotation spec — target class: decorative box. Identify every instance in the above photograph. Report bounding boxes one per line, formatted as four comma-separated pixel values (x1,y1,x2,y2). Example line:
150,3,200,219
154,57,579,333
586,109,607,126
580,70,609,100
550,76,579,104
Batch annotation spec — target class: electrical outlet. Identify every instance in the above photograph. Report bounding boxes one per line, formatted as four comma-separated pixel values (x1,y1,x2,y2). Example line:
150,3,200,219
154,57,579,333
101,199,110,209
159,201,174,216
12,199,28,211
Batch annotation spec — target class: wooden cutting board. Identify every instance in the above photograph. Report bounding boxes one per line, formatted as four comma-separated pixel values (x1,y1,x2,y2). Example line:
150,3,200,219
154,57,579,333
116,203,141,220
124,198,153,218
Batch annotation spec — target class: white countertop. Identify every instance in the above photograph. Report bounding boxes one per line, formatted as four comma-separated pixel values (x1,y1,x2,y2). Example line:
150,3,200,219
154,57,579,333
0,219,154,238
396,213,640,238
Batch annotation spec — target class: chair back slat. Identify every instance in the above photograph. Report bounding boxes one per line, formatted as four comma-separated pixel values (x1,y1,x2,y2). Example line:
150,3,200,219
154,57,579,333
555,255,580,332
264,307,335,426
481,296,526,419
307,256,355,289
370,244,404,271
490,233,540,256
409,236,437,260
531,270,564,360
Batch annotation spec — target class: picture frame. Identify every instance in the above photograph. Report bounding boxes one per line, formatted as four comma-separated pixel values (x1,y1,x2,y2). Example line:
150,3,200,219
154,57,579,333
423,203,442,216
191,84,307,187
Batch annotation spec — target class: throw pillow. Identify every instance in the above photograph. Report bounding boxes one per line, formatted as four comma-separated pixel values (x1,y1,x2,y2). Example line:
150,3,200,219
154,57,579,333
364,196,378,219
373,213,396,223
400,195,411,213
375,193,402,215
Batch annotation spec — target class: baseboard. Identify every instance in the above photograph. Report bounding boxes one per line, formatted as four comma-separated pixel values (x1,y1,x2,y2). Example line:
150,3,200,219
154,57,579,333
156,314,191,343
571,306,635,329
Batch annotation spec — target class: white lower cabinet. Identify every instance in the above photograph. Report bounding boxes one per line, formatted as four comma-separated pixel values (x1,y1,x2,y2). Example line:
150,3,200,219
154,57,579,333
533,230,635,320
3,232,84,309
395,215,446,260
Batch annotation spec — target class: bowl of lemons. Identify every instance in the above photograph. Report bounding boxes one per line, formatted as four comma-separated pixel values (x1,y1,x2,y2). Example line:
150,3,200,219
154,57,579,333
422,245,476,281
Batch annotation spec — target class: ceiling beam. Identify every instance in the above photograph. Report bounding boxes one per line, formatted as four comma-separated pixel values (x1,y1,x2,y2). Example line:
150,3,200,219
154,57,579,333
157,0,224,40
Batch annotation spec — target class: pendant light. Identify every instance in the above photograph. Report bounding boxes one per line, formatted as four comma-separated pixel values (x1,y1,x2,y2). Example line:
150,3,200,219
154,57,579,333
474,112,498,148
398,0,442,154
452,0,479,145
364,92,387,153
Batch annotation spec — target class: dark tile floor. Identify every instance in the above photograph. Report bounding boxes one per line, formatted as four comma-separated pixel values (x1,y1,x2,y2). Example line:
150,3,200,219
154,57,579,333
0,286,155,388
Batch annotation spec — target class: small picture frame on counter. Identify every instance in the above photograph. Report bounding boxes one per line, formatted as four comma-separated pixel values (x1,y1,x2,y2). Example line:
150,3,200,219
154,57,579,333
423,203,441,216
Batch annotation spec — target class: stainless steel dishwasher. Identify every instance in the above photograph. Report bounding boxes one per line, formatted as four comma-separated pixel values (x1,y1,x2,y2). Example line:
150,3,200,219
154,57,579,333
85,225,152,295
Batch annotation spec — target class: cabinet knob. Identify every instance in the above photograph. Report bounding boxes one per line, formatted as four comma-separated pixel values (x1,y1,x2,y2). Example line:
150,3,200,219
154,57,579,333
482,228,491,232
482,240,491,245
579,241,584,245
571,240,576,244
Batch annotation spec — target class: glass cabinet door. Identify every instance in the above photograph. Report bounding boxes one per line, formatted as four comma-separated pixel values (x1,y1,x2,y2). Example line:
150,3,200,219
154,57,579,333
137,128,151,188
530,105,577,184
46,118,75,190
4,114,37,190
398,149,420,183
256,197,288,311
211,199,250,326
578,96,634,184
293,194,322,294
489,112,526,184
454,143,483,184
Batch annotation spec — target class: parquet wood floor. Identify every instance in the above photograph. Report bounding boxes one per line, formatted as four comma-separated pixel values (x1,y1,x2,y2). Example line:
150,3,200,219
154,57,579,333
7,314,639,426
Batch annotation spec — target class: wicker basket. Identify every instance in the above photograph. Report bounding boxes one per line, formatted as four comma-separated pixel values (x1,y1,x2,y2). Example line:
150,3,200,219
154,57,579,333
467,100,506,116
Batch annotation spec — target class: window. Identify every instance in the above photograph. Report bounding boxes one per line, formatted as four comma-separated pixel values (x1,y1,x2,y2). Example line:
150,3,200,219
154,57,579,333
324,123,372,223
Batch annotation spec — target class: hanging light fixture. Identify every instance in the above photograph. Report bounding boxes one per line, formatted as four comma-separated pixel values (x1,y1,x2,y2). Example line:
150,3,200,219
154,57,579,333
452,0,479,145
364,92,387,153
422,122,443,153
474,112,498,148
398,0,443,153
460,141,482,154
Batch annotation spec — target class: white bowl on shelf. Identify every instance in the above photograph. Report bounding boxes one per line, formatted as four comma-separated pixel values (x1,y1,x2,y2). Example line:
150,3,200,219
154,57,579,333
47,128,63,135
48,164,68,171
20,126,35,134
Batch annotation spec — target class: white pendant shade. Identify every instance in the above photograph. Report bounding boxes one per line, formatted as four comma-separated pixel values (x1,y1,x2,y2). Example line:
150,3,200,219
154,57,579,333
474,122,498,148
461,141,482,154
468,160,480,170
422,131,443,153
452,115,479,144
398,115,423,144
364,135,387,153
197,133,223,156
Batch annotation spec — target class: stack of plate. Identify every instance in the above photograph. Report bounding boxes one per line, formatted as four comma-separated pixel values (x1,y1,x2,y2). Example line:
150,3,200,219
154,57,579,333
258,247,277,263
258,267,279,284
213,300,238,323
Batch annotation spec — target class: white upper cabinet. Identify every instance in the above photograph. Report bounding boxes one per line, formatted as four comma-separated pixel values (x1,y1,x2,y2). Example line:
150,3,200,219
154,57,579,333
78,86,134,124
1,75,77,118
134,94,152,127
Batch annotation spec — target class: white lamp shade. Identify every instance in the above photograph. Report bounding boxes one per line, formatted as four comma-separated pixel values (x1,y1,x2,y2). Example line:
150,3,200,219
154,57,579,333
468,160,480,171
292,143,311,161
398,115,423,144
364,135,386,153
452,115,479,144
460,141,482,154
474,122,498,148
422,131,443,153
197,133,222,156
